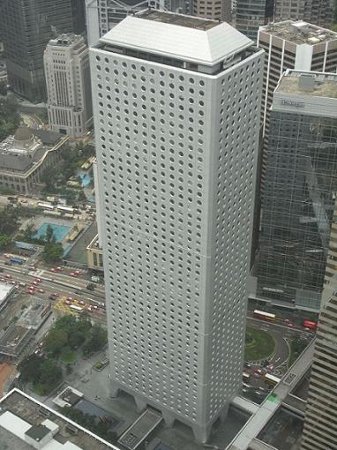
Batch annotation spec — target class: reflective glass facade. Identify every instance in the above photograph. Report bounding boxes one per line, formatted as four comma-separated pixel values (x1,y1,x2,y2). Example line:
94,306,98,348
255,104,337,310
2,0,85,103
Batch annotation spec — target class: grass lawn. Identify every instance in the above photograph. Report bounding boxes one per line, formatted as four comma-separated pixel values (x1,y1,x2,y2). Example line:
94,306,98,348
288,338,307,367
60,350,77,364
245,327,276,362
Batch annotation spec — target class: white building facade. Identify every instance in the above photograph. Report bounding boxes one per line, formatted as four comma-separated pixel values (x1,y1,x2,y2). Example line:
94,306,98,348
91,10,263,442
44,34,92,137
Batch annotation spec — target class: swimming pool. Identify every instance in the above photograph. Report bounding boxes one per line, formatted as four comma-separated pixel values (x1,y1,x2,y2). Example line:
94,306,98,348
77,170,92,188
34,223,70,243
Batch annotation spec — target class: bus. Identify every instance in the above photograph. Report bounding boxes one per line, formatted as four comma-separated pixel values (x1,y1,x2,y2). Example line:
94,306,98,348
10,257,25,265
253,310,276,322
57,205,75,214
37,202,54,210
264,373,281,386
69,305,83,313
242,372,251,382
303,320,317,331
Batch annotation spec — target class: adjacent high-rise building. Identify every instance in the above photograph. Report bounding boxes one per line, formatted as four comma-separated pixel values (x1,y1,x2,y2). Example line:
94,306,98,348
85,0,193,46
234,0,274,40
1,0,86,103
251,71,337,311
273,0,333,29
301,196,337,450
193,0,232,21
257,21,337,140
91,10,263,442
44,34,92,137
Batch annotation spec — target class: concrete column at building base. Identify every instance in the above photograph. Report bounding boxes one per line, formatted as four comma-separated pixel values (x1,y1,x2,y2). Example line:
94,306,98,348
135,396,147,413
162,411,175,428
110,382,120,398
192,423,211,444
219,403,230,423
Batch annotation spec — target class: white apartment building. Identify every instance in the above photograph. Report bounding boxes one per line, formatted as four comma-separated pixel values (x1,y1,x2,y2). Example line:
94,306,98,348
44,34,92,137
91,10,263,442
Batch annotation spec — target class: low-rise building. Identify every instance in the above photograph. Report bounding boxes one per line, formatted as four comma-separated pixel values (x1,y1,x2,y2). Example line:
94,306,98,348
0,127,68,195
0,388,119,450
86,234,103,271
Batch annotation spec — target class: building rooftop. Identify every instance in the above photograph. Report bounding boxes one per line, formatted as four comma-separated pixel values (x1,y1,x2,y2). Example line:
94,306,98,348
25,424,50,441
48,33,84,48
0,389,119,450
0,128,63,173
99,10,252,65
0,282,14,304
137,9,218,30
260,20,337,45
277,71,337,98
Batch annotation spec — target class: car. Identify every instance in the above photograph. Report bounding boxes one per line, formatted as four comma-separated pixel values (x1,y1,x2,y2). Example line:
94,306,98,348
91,304,98,310
255,368,263,375
29,285,36,290
19,282,26,287
51,268,56,272
5,274,11,279
56,266,62,271
28,290,35,295
38,288,45,293
67,296,73,301
36,278,41,283
65,300,71,305
267,364,274,371
79,300,85,305
74,270,81,275
70,272,75,277
33,280,39,285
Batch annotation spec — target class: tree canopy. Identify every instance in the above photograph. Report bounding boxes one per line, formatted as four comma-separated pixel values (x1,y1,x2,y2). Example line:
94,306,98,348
42,242,63,262
0,96,20,141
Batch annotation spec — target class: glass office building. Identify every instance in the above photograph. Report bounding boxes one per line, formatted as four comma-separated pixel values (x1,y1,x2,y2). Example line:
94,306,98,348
1,0,85,103
252,71,337,311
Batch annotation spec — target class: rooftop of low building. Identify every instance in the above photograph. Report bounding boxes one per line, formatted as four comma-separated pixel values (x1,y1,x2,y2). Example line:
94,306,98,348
277,71,337,98
259,20,337,45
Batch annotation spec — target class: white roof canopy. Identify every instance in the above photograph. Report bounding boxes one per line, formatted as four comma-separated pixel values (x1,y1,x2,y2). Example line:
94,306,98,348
100,11,253,66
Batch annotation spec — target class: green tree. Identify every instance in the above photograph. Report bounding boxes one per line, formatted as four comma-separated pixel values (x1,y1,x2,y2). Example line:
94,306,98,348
43,242,63,262
44,328,68,355
40,166,58,192
21,224,36,241
0,205,20,235
45,224,55,243
18,354,44,382
0,234,11,250
83,324,107,356
68,331,85,349
38,359,62,386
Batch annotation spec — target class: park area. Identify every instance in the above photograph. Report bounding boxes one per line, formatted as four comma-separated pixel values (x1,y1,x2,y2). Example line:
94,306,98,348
245,327,275,361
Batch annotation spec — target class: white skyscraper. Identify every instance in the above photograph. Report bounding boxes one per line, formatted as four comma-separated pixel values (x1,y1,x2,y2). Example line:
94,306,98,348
44,34,92,137
91,10,263,442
